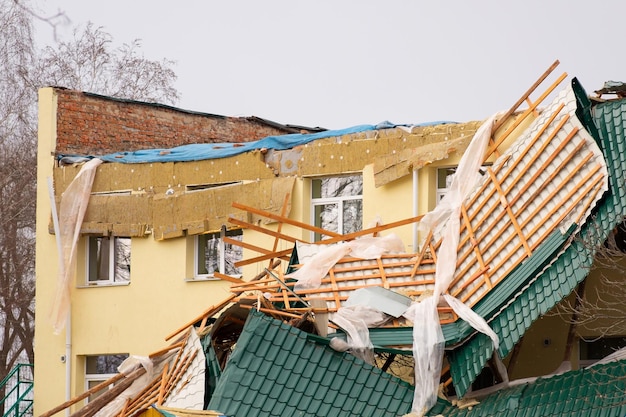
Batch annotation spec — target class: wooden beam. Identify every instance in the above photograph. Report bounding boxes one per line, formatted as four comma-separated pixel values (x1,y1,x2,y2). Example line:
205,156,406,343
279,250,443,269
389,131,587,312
485,71,568,159
232,201,342,238
235,248,291,268
166,260,281,341
491,60,561,133
39,371,130,417
228,217,300,243
69,367,146,417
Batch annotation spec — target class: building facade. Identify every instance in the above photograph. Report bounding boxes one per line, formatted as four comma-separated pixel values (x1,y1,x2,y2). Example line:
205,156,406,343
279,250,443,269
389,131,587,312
34,79,625,415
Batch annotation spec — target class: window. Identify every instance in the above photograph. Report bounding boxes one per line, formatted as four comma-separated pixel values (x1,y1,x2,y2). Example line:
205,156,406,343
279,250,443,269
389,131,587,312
311,175,363,241
87,236,131,285
579,336,626,367
436,165,490,203
195,226,243,279
84,354,128,403
437,167,457,202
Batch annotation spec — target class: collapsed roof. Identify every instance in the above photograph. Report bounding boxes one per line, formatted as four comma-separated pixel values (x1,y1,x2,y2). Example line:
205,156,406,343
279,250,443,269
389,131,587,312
43,61,626,417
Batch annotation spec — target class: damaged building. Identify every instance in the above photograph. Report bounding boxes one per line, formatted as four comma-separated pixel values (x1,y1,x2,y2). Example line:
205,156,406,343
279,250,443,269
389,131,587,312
34,62,626,416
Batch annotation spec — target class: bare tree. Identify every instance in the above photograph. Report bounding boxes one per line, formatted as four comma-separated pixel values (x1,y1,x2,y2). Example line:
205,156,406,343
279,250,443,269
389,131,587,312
556,220,626,339
12,0,70,41
0,1,180,411
35,22,180,104
0,1,38,414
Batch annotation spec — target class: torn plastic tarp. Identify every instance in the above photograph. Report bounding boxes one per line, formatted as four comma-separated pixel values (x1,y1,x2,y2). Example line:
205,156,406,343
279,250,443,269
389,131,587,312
330,304,389,365
58,121,457,164
93,355,155,417
287,233,405,291
50,158,103,334
403,113,504,417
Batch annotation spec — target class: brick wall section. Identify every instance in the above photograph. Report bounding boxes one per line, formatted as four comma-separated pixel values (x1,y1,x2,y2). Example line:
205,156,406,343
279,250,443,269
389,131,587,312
54,89,300,156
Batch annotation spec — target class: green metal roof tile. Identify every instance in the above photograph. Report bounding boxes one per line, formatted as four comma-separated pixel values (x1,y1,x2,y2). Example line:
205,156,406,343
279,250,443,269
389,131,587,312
249,377,264,393
310,367,325,384
352,397,368,414
279,330,300,352
318,350,335,370
297,395,312,411
208,310,414,416
377,393,392,409
430,359,626,417
309,346,326,363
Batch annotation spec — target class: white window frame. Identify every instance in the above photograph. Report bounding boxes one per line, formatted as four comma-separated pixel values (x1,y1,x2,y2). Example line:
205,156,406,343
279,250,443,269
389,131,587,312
436,165,490,203
84,354,128,403
85,236,131,286
436,166,457,203
310,175,363,241
193,226,243,280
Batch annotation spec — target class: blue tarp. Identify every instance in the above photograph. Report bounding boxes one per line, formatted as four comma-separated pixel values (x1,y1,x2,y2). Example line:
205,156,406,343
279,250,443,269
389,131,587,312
60,121,457,164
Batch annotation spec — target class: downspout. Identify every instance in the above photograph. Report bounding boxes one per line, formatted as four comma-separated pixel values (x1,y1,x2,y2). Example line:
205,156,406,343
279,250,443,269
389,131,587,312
412,169,419,252
48,177,71,415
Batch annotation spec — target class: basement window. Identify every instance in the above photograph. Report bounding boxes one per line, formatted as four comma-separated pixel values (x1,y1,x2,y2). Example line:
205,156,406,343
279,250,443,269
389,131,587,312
579,336,626,367
86,236,131,285
84,354,129,403
195,226,243,279
311,175,363,241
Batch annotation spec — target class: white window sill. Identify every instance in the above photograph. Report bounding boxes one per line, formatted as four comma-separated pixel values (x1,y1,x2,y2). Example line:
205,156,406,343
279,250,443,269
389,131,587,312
186,275,242,282
185,276,220,282
77,282,131,289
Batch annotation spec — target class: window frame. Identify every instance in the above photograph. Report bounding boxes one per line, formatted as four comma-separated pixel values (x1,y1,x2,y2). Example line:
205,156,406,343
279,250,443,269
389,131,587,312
85,236,131,286
436,166,457,203
193,226,243,280
436,164,491,204
579,336,626,367
310,174,363,241
84,354,128,403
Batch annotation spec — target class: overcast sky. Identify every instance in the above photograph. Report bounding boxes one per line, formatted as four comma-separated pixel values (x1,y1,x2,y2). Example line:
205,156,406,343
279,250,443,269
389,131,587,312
34,1,626,130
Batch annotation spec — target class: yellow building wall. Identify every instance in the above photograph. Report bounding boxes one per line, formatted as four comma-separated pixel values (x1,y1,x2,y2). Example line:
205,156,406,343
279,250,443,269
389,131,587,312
35,88,66,415
34,90,237,415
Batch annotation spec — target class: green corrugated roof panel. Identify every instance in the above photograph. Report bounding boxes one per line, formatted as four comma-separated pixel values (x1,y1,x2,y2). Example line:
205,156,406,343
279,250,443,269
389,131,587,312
201,335,222,407
427,359,626,417
207,310,415,417
447,79,626,398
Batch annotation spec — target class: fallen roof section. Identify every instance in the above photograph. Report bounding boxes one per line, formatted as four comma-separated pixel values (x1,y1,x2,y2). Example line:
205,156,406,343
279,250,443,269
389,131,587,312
207,310,415,417
446,77,626,397
428,358,626,417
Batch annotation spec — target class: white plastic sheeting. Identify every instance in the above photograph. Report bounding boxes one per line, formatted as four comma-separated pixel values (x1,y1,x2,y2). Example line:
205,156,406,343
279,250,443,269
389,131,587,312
287,233,405,291
291,234,405,363
93,355,156,417
403,113,502,416
164,328,206,409
50,158,103,334
330,305,389,365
